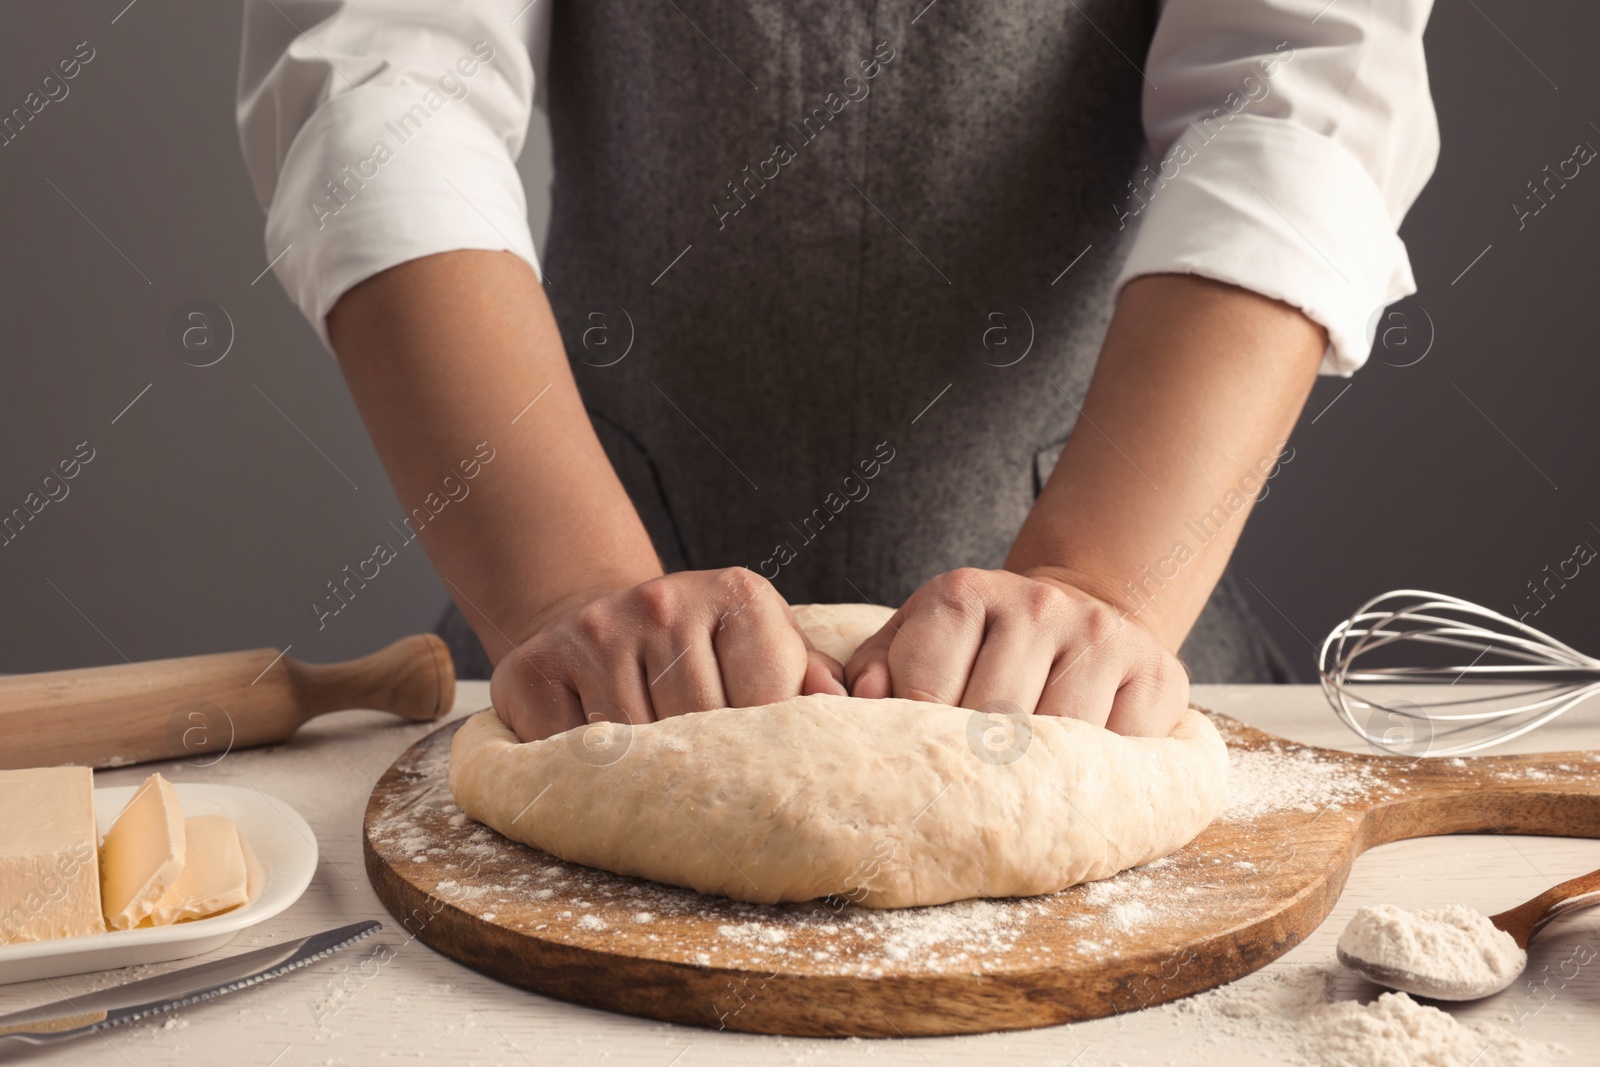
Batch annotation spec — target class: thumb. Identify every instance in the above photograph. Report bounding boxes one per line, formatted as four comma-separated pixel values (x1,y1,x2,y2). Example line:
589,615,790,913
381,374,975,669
789,618,847,697
801,647,848,696
843,612,902,700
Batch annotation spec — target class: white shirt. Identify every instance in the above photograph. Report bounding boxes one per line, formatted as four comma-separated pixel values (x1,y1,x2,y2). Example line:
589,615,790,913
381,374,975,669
237,0,1437,375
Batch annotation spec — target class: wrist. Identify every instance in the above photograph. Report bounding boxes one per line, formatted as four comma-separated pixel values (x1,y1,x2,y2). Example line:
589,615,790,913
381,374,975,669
1010,561,1172,644
503,563,663,652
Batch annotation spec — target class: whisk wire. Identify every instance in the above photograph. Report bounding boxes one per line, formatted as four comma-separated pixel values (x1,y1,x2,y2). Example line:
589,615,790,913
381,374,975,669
1320,589,1600,756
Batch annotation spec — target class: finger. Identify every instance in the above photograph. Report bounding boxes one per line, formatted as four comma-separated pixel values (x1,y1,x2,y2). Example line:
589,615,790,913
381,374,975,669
643,629,728,717
490,650,585,742
1104,651,1191,737
572,648,656,726
709,583,810,707
957,617,1054,714
884,601,985,706
844,610,904,699
1033,644,1124,729
802,648,848,696
791,615,848,695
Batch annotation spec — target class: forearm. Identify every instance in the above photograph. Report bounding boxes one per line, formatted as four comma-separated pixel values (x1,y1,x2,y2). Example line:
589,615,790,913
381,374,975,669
326,250,661,664
1005,273,1326,652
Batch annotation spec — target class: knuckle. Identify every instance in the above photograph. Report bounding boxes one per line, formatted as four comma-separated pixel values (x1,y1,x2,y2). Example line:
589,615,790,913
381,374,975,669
1074,599,1122,646
571,603,614,644
629,579,677,628
714,566,768,604
933,568,990,615
1021,581,1065,622
711,569,791,638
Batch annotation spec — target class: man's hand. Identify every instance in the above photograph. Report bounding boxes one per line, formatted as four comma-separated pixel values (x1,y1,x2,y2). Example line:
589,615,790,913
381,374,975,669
491,568,847,742
843,568,1189,736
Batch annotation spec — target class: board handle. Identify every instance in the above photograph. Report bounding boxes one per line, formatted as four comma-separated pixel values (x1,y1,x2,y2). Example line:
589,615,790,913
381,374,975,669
1345,748,1600,847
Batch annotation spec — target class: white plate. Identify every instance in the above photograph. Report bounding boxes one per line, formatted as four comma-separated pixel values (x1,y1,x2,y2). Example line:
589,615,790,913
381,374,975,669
0,783,318,984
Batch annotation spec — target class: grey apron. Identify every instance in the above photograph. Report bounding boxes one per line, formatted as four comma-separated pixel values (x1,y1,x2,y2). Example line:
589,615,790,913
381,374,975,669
438,0,1296,685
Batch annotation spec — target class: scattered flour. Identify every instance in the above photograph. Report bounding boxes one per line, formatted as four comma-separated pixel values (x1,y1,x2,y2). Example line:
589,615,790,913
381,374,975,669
1179,965,1337,1029
1071,871,1176,934
1338,904,1526,999
1221,745,1387,821
708,897,1059,972
1106,900,1155,931
1304,992,1563,1066
1180,968,1567,1066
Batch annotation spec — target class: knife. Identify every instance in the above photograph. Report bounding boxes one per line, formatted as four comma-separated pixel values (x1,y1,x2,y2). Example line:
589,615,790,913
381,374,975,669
0,921,381,1047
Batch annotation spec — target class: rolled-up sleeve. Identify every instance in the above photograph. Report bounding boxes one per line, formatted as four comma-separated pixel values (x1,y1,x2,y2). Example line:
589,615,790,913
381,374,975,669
237,0,550,346
1114,0,1439,374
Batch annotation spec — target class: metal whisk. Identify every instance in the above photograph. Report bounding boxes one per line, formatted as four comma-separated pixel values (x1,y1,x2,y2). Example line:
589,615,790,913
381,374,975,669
1319,589,1600,756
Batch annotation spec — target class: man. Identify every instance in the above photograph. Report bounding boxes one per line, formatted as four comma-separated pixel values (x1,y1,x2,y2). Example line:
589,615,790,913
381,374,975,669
238,0,1436,741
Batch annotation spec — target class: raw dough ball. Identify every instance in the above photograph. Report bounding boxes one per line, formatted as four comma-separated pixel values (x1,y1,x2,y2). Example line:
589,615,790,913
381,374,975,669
449,606,1229,908
789,602,891,663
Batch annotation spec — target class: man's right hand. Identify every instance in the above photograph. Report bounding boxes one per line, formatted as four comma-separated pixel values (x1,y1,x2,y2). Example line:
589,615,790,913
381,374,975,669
490,567,848,742
324,253,842,741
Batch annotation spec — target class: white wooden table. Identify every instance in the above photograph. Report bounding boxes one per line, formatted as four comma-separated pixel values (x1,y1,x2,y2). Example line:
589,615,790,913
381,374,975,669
5,683,1598,1065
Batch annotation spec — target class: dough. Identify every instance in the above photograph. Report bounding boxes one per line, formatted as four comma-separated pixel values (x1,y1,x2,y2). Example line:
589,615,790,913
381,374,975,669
788,602,893,663
449,604,1228,908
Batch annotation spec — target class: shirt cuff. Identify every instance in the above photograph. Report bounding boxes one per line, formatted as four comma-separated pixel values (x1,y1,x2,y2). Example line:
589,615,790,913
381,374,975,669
263,84,538,349
1114,114,1416,376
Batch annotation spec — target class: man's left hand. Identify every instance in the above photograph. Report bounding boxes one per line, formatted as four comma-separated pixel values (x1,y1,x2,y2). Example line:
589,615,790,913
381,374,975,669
843,568,1189,736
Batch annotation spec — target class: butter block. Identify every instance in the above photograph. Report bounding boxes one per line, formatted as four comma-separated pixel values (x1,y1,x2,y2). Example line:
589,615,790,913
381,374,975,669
100,773,185,930
0,767,106,944
148,816,248,925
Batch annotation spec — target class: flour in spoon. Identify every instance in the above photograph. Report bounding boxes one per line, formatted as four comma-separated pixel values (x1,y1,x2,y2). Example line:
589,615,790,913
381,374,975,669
1338,903,1526,995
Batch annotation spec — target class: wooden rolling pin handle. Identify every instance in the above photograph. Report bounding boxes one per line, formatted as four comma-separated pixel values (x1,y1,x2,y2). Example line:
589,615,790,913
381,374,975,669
287,633,457,724
0,632,458,771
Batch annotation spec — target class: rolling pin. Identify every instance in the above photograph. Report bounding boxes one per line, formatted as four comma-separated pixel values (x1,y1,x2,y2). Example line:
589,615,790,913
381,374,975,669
0,634,455,770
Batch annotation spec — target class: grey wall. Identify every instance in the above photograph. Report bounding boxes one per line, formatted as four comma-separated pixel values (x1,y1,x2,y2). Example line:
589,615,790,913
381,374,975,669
1,3,1595,682
0,2,551,672
1234,5,1600,678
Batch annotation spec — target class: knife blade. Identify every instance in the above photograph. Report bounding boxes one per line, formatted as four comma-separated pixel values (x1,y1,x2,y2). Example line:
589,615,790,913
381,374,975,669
0,920,381,1046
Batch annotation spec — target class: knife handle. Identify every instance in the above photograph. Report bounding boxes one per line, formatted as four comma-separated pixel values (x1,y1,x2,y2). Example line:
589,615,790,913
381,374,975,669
0,635,454,770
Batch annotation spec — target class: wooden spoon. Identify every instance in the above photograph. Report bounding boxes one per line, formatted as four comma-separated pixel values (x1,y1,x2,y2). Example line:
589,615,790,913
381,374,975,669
1489,865,1600,949
1337,865,1600,1000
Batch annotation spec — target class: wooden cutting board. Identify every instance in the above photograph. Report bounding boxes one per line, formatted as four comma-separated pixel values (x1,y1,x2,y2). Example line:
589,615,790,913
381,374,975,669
361,709,1600,1037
